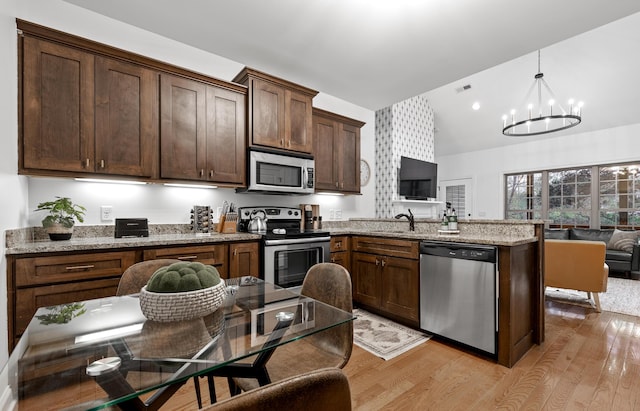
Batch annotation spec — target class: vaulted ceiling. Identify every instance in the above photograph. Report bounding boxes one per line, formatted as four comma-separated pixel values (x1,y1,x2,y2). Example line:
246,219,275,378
63,0,640,156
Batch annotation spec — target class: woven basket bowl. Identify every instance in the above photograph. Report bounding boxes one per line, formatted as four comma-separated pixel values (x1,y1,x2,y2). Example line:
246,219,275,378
139,280,226,322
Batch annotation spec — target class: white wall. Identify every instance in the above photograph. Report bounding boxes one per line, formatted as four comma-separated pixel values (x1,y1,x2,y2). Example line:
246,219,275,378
436,123,640,219
0,0,28,376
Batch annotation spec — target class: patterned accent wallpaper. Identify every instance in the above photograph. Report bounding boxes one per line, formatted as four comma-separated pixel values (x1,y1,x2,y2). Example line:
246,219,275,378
374,94,435,218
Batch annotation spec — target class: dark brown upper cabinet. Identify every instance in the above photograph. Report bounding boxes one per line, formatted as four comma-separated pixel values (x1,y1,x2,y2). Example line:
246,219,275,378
17,19,247,185
160,74,245,185
312,108,365,194
21,35,158,178
233,68,318,154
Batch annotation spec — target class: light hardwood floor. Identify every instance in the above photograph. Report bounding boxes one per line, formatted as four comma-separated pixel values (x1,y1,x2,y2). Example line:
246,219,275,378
19,298,640,410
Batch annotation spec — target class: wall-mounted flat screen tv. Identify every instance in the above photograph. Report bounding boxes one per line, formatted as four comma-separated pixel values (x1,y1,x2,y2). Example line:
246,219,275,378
399,156,437,200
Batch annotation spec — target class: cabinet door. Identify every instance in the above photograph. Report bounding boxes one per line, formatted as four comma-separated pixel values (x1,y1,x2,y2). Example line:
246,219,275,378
206,86,246,184
15,278,120,339
380,256,420,323
229,242,260,279
313,115,339,190
160,74,207,180
251,78,285,149
351,252,381,308
285,89,313,153
330,251,351,274
338,123,361,193
22,36,95,172
143,244,228,277
95,56,158,177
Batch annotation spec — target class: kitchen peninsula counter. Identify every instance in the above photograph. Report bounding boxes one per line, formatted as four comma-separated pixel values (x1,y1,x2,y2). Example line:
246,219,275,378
326,218,541,247
327,228,537,247
328,218,545,368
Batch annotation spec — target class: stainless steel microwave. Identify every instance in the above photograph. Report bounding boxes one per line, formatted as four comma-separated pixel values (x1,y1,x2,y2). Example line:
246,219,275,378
240,149,315,195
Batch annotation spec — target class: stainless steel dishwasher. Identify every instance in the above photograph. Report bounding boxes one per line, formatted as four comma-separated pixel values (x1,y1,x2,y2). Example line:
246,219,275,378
420,241,498,356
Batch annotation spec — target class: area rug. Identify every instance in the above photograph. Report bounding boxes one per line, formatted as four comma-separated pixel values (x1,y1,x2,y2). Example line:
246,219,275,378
352,308,431,361
545,277,640,317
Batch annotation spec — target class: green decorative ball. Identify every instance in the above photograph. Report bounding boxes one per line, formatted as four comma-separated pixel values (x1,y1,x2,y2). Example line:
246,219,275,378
146,262,221,293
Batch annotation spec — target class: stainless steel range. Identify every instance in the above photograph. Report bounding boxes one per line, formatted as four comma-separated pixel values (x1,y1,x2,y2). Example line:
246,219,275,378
238,206,330,292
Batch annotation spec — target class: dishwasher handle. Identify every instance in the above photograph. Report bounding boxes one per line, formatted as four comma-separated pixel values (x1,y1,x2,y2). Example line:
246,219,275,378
420,241,497,263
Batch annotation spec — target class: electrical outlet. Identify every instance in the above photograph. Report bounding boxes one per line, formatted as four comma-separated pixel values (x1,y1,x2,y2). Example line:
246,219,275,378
101,205,113,221
329,209,335,220
335,209,342,220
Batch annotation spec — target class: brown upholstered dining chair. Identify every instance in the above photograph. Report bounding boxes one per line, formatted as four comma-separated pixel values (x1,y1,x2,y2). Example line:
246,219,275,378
228,262,354,395
116,259,181,296
204,367,352,411
116,258,217,407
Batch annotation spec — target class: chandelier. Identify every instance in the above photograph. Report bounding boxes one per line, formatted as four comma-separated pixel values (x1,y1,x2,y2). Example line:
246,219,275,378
502,50,582,137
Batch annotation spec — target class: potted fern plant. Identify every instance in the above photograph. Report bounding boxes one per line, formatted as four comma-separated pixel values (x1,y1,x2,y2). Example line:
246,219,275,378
35,196,86,241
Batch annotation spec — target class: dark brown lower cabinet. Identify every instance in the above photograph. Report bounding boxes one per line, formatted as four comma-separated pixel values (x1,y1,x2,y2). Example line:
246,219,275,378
351,236,420,327
7,241,261,352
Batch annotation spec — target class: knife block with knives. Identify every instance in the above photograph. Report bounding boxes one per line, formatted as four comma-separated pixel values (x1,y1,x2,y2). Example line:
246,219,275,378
217,201,238,233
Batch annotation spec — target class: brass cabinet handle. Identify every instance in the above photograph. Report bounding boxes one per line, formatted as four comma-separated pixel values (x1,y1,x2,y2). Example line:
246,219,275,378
85,158,90,168
209,170,214,178
65,264,95,271
100,160,105,168
177,255,198,260
381,258,386,267
375,258,379,266
281,138,285,147
233,249,237,256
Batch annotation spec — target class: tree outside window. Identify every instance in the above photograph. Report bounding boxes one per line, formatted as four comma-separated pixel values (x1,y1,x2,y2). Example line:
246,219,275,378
600,165,640,229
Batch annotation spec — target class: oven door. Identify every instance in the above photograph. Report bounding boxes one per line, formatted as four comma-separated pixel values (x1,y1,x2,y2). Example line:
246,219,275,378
263,237,331,292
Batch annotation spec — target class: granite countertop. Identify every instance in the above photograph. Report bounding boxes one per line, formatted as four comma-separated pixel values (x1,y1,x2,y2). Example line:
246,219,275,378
6,218,541,255
327,228,538,246
5,232,261,255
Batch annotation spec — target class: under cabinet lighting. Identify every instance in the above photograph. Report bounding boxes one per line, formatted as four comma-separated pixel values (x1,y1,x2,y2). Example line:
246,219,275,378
75,178,147,185
316,192,344,196
163,183,218,189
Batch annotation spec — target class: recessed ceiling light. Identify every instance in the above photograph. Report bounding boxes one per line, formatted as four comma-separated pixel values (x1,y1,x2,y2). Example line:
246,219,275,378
472,102,480,110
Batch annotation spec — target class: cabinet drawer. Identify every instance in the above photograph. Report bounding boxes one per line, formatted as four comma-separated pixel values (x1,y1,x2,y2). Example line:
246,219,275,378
15,277,120,338
352,236,419,259
330,236,350,252
15,251,136,287
143,244,228,276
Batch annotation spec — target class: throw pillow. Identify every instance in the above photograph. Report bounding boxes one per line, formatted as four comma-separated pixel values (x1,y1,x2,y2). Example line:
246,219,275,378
607,229,639,253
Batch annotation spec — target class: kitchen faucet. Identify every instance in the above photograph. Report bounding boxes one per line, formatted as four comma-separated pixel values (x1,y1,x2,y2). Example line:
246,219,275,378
394,208,415,231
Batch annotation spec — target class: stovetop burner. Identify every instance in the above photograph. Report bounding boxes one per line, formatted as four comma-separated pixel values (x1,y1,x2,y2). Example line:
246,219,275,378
238,206,329,239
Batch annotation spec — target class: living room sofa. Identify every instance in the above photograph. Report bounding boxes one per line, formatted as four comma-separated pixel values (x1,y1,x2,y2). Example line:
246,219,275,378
544,228,640,280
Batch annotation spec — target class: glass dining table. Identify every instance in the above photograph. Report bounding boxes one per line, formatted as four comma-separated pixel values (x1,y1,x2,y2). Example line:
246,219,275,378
4,277,354,410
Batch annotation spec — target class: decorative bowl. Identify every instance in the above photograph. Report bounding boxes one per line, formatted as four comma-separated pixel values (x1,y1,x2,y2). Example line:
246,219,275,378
139,279,226,322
